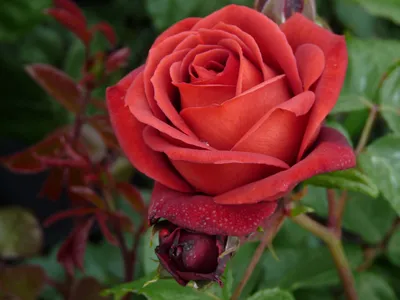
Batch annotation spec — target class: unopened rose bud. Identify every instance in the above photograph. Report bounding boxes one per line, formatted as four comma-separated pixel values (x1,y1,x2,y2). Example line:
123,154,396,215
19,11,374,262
154,222,230,286
255,0,316,24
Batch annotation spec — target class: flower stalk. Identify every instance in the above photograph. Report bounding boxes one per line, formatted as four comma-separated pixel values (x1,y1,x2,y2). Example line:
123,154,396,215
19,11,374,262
291,214,358,300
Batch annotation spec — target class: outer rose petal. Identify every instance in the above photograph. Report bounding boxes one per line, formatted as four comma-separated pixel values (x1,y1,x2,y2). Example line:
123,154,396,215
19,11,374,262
106,69,192,192
152,18,200,47
281,14,348,160
149,183,278,236
215,127,356,205
193,5,302,94
295,44,325,91
143,126,288,195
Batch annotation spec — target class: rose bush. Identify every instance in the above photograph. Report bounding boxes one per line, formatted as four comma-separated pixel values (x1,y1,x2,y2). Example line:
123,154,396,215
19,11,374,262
107,5,355,237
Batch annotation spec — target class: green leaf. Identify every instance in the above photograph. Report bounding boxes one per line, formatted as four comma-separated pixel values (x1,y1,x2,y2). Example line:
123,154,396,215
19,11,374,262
387,229,400,266
343,38,400,101
258,243,362,291
354,0,400,25
381,67,400,134
358,135,400,215
289,205,315,217
301,188,397,244
247,288,294,300
303,169,379,198
294,289,335,300
102,274,218,300
139,228,160,276
146,0,252,31
331,94,370,114
0,0,50,42
0,206,43,259
342,193,397,244
355,273,397,300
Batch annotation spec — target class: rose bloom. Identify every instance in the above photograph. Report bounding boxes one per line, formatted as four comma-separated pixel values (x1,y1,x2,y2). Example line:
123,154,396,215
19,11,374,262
107,5,355,237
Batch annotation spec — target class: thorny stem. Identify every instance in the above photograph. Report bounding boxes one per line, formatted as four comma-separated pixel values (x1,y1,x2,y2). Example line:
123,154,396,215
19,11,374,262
291,214,358,300
231,209,286,300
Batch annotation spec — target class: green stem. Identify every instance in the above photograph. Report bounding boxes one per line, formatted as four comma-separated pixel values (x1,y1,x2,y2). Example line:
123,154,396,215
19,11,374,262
231,209,286,300
355,105,378,155
291,214,358,300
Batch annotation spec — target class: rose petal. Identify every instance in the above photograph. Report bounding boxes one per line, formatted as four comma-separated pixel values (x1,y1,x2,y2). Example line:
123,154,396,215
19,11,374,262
151,49,196,136
106,80,192,192
215,127,356,204
232,91,315,164
218,38,263,94
180,75,291,149
281,14,348,160
152,18,200,47
149,183,278,236
125,71,212,150
190,48,239,85
295,43,325,91
144,126,288,195
144,31,194,119
212,22,277,80
175,82,236,109
192,5,302,94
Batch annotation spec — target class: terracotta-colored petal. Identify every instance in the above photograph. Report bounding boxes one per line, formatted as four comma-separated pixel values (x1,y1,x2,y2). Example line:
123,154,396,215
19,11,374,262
143,126,289,167
144,126,288,195
281,14,348,160
144,31,194,119
151,49,196,136
179,45,225,83
180,75,291,149
106,85,192,192
218,38,263,94
125,71,212,150
233,91,315,164
192,5,302,94
152,18,200,47
295,44,325,91
215,127,356,205
190,48,239,85
212,22,277,81
149,183,278,236
175,82,236,109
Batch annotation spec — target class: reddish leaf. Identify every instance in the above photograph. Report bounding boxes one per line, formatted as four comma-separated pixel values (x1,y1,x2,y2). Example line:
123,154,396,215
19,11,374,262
69,186,105,209
105,47,131,73
90,22,116,46
116,182,146,213
95,212,118,246
44,207,98,227
57,218,95,275
68,277,110,300
88,116,119,149
54,0,86,25
46,8,91,45
109,211,135,233
1,128,68,173
39,168,65,201
26,64,82,113
0,265,46,300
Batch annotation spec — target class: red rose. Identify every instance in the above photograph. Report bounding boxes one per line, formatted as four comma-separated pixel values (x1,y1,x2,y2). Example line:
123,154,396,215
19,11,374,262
107,5,355,237
155,222,229,286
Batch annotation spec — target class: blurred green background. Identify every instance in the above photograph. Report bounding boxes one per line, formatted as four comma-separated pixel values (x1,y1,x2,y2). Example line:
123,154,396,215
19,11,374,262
1,0,400,299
